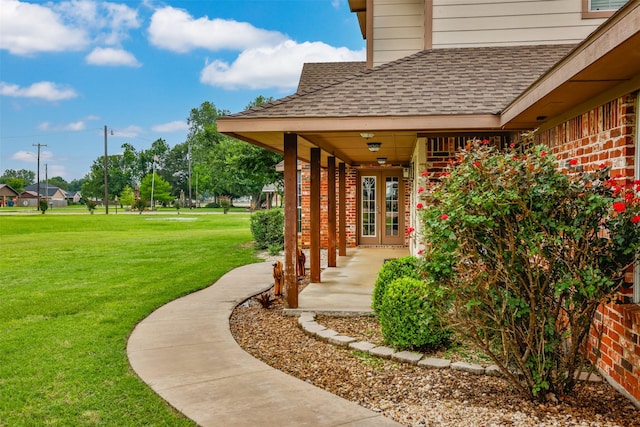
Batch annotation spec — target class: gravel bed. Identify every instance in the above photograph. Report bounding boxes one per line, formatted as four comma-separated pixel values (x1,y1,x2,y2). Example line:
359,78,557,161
230,294,639,427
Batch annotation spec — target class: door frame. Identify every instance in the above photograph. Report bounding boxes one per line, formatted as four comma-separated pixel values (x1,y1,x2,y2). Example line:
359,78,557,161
357,168,405,246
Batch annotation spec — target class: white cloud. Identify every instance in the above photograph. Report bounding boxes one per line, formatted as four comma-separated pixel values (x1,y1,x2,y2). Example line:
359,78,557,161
0,81,78,101
0,0,140,57
148,6,287,53
152,120,189,133
86,47,141,67
47,164,68,179
11,150,54,162
112,125,144,138
0,0,88,55
38,120,86,131
200,40,366,90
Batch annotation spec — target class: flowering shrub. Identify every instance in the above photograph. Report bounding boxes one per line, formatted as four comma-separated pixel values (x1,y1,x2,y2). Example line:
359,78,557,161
419,141,640,401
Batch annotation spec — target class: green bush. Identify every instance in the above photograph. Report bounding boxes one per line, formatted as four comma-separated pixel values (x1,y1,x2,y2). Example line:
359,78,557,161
378,277,451,350
250,208,284,250
372,256,422,314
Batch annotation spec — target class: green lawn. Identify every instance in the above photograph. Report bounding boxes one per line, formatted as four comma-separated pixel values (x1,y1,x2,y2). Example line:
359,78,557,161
0,213,260,426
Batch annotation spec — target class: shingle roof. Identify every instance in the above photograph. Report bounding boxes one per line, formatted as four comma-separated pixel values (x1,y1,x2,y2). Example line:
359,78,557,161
230,44,575,119
297,61,366,93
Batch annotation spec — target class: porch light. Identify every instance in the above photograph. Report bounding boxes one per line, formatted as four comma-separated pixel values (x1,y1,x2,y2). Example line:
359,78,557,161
377,157,387,164
367,142,382,152
360,132,375,139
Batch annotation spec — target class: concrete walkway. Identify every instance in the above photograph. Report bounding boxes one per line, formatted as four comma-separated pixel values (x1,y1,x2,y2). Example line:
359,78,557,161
127,254,403,426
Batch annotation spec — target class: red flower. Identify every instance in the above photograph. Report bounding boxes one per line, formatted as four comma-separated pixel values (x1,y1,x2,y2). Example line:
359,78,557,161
416,203,424,209
473,161,481,168
417,249,424,255
482,139,489,144
406,227,415,235
632,215,640,224
417,186,424,193
569,159,578,166
540,151,547,157
440,214,449,220
612,202,626,213
509,143,515,148
626,193,634,203
599,163,606,169
421,170,429,177
634,180,640,185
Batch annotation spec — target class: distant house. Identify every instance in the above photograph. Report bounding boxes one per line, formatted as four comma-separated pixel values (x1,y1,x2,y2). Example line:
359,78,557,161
0,184,19,207
64,190,82,204
21,184,68,208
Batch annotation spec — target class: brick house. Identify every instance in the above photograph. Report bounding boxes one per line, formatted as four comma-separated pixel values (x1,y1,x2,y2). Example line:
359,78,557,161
218,0,639,405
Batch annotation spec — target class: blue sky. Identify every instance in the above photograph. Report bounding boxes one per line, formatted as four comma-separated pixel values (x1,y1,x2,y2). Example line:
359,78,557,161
0,0,365,181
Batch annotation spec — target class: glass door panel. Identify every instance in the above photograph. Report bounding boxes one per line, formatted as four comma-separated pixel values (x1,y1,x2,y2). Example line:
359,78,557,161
385,177,399,238
361,176,377,240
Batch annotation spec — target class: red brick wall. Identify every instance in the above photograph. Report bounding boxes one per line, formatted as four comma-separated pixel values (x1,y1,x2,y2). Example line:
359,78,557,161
537,93,639,404
299,165,411,248
299,164,357,249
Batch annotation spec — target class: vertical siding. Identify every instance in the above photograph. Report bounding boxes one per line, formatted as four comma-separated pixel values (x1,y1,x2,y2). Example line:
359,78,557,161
373,0,425,66
432,0,608,47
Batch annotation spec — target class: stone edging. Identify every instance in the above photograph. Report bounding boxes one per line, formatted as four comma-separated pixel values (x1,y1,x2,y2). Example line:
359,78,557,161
297,312,603,382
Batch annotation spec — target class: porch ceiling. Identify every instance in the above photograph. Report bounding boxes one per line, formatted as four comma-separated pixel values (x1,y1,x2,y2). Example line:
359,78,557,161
221,113,503,167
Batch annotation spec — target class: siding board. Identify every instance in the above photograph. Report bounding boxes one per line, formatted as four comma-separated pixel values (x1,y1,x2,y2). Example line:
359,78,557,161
432,0,608,48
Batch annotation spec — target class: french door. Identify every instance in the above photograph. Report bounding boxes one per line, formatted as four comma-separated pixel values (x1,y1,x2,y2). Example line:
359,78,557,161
359,170,404,245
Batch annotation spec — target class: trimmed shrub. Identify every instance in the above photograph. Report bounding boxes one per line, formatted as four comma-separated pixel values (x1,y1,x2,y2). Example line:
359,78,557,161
372,256,422,314
378,277,451,350
250,208,284,251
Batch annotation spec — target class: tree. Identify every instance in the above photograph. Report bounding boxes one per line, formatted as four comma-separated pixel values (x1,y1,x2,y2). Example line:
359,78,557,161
68,178,86,192
419,141,640,402
139,172,172,206
119,185,135,207
1,169,35,185
0,169,35,193
81,154,134,200
44,176,69,190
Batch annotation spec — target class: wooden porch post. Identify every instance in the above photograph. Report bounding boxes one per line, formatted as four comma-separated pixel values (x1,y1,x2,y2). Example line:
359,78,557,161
327,156,337,267
310,147,321,282
338,162,347,256
284,133,298,308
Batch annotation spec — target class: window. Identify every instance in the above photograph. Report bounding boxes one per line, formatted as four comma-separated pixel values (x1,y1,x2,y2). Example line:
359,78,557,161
589,0,627,10
582,0,627,18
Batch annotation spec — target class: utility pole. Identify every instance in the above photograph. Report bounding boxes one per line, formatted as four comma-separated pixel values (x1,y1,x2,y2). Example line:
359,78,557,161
104,125,109,214
32,143,47,210
188,143,192,209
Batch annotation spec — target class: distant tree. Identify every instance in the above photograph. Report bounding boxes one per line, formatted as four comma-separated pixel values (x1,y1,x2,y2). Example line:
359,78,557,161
1,169,35,185
44,176,69,190
68,178,86,192
81,154,134,200
0,177,26,193
139,172,172,206
119,185,135,207
183,97,282,205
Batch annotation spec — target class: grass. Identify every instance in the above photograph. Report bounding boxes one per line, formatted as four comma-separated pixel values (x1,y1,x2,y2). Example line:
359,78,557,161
0,213,260,426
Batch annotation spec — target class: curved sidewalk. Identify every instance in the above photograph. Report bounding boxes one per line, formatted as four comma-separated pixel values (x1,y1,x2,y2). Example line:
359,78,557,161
127,261,401,427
